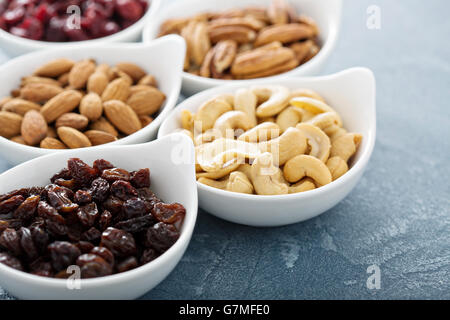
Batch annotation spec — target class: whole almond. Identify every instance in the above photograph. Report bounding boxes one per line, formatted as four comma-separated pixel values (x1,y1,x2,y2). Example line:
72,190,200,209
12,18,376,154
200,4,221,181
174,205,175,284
57,126,92,149
55,113,89,130
40,90,83,123
101,78,131,102
58,72,70,86
11,136,27,145
110,67,133,85
138,75,157,87
69,59,96,89
89,117,119,137
0,97,13,109
3,98,41,116
87,71,109,95
84,130,117,146
126,87,166,116
0,111,22,138
139,115,153,127
79,92,103,121
40,137,67,149
20,83,64,103
103,100,141,135
21,110,48,145
34,58,75,77
21,76,61,87
116,62,146,82
47,126,57,138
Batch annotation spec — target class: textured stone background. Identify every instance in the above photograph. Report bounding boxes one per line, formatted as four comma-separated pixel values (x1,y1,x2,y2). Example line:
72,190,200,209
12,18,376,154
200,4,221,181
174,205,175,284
0,0,449,299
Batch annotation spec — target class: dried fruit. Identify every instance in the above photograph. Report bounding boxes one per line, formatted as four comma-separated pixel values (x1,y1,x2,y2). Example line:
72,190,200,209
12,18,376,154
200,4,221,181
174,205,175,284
48,241,81,272
100,227,136,258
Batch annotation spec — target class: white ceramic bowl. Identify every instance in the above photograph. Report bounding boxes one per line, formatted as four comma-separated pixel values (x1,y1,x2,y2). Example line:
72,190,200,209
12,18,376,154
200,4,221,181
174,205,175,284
0,34,185,165
0,133,197,300
158,68,376,227
143,0,342,95
0,0,161,57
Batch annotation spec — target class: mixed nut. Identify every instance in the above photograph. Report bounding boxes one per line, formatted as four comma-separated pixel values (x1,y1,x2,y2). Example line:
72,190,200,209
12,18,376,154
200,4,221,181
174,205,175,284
180,86,362,195
0,58,166,149
158,0,320,79
0,158,185,278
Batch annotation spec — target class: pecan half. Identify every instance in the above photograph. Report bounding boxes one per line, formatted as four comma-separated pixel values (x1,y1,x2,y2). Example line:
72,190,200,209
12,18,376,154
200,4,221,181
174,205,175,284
267,0,290,25
254,23,315,47
208,17,265,31
209,25,256,44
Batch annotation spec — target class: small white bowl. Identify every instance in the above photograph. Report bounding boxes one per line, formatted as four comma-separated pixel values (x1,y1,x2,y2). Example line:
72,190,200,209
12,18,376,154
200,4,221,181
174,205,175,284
158,68,376,227
143,0,342,95
0,34,186,165
0,133,197,300
0,0,161,57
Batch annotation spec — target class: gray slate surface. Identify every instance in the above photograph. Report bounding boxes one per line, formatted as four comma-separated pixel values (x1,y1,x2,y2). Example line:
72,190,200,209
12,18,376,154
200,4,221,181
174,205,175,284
0,0,449,299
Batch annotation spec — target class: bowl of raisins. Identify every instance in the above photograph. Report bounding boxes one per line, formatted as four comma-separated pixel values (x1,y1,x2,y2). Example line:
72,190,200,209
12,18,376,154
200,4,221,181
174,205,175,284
0,0,161,57
0,132,198,299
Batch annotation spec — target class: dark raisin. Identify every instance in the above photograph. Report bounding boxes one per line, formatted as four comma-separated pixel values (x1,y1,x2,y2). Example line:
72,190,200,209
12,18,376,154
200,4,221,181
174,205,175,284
123,198,147,218
48,241,81,272
137,188,160,202
0,252,23,271
29,258,52,277
46,219,68,236
100,227,136,258
99,210,112,231
13,195,40,220
76,202,98,227
50,168,71,183
91,246,114,266
30,225,49,254
130,168,150,188
74,190,92,205
116,256,138,273
0,228,22,256
140,248,158,265
47,185,78,213
0,195,24,215
89,178,109,203
19,227,38,261
152,202,186,224
144,222,180,252
75,241,95,254
1,219,22,232
93,159,114,174
114,215,156,234
28,186,47,199
101,168,130,182
68,158,98,187
102,196,123,216
77,253,112,278
54,178,78,190
110,180,137,200
81,227,101,243
66,225,83,242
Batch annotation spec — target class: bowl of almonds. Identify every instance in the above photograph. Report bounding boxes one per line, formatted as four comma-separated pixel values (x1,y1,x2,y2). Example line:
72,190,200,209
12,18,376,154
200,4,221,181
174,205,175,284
143,0,342,95
0,35,185,165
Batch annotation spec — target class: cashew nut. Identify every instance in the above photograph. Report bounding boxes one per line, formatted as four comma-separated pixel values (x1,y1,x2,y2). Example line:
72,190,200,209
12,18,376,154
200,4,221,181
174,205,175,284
194,128,222,145
178,128,194,141
196,162,240,179
258,127,307,165
283,155,332,186
290,97,342,126
257,116,276,124
194,97,232,132
236,163,252,179
251,85,290,117
290,88,326,103
326,156,349,181
180,109,194,131
276,106,303,132
288,178,316,194
198,171,254,194
324,125,347,142
234,88,257,127
330,133,362,162
213,110,253,138
197,177,228,189
251,153,288,195
306,112,341,130
238,122,280,142
295,123,331,162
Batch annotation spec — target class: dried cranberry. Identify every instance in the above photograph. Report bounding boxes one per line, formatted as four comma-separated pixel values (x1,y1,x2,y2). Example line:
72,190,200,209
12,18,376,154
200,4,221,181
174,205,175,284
152,202,185,224
45,16,67,42
116,256,138,273
68,158,98,187
0,195,24,215
0,252,24,271
0,228,22,256
145,222,180,252
110,180,137,200
76,202,98,227
3,7,25,25
130,168,150,188
48,241,81,272
101,168,130,182
13,195,40,220
116,0,143,22
74,190,92,204
89,177,110,203
100,227,136,258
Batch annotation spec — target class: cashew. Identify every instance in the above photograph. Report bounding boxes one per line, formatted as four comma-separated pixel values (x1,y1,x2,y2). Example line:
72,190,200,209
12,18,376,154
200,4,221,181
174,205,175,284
288,178,316,194
276,106,303,132
238,122,280,142
236,163,252,179
215,93,235,107
306,112,341,130
295,123,331,162
326,156,348,181
330,133,362,162
324,125,347,142
234,88,257,127
178,128,194,141
198,171,254,194
194,97,232,132
198,177,228,189
283,155,332,186
251,153,288,195
213,110,253,138
290,88,326,103
258,127,307,165
257,116,276,124
196,162,240,179
251,85,290,117
180,109,194,131
290,97,342,126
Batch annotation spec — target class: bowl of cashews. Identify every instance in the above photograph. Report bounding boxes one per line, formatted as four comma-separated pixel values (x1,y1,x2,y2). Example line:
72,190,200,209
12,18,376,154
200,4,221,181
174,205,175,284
158,67,376,227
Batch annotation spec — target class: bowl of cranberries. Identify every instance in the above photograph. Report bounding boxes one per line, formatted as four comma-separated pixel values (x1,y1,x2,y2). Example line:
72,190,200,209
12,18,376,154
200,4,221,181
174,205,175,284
0,0,161,56
0,132,198,299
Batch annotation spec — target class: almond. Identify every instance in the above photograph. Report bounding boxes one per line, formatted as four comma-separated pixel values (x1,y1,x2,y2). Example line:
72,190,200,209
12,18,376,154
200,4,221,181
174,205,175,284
84,130,117,146
110,67,133,85
21,110,48,145
57,126,92,149
87,71,109,95
58,72,70,86
21,76,61,87
40,137,67,149
0,111,22,138
254,23,315,47
69,59,96,89
0,97,13,109
116,62,146,82
20,83,64,103
55,113,89,130
47,126,57,138
11,136,27,145
40,90,83,123
138,75,157,87
89,117,119,137
139,115,154,128
34,58,75,77
101,78,131,102
103,100,141,135
79,92,103,121
2,98,41,116
126,87,166,116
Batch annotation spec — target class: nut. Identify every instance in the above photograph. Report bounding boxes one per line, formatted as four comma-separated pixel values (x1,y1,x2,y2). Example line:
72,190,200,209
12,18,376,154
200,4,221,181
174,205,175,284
326,156,349,181
21,76,61,87
89,117,119,137
255,24,315,47
251,153,288,195
68,59,96,89
194,97,233,132
34,58,75,77
0,111,23,138
103,100,142,135
283,154,332,186
40,90,83,123
2,98,41,116
209,25,256,44
55,113,89,131
87,71,109,95
79,93,103,121
40,137,67,149
126,87,166,116
102,78,131,102
20,83,64,103
267,0,290,25
138,75,157,87
57,126,92,149
21,110,48,145
116,62,147,82
84,130,117,146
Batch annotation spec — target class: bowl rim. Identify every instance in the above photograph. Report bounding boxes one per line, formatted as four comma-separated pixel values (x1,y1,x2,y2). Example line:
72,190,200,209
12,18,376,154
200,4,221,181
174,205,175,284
142,0,343,85
0,34,185,158
0,0,161,49
0,133,198,288
158,67,377,201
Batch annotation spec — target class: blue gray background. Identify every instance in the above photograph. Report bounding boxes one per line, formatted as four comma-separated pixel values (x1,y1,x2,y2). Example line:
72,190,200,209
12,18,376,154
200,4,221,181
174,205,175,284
0,0,449,299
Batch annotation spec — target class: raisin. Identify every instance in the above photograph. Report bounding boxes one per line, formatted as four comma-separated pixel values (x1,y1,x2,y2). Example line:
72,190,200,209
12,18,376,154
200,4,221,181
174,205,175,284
0,252,23,271
20,227,38,261
114,215,156,234
48,241,81,272
13,195,40,220
144,222,180,252
89,178,110,203
116,256,138,273
68,158,98,187
29,258,53,277
76,202,98,227
38,201,65,222
99,210,112,231
140,248,158,265
47,185,78,213
91,246,114,266
54,178,78,190
50,168,71,183
66,225,83,242
101,168,130,182
0,228,22,256
77,254,112,278
74,190,92,204
30,225,49,254
28,187,46,199
0,195,24,215
1,219,22,232
100,227,136,258
102,196,123,216
152,202,186,224
93,159,114,174
46,219,68,237
130,168,150,188
110,180,137,201
123,198,147,218
137,188,160,203
81,227,101,243
75,241,95,254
